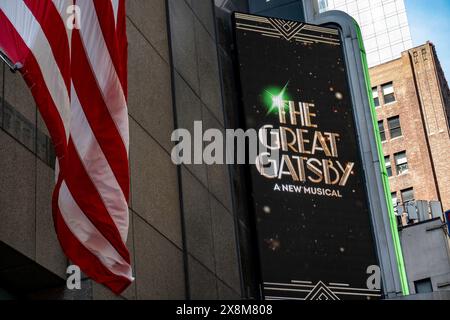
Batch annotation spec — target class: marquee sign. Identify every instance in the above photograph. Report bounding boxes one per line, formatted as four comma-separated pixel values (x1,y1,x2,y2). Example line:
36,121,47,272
233,12,381,300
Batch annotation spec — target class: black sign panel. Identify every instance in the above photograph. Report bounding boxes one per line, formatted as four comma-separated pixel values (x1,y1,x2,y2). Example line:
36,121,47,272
233,12,381,300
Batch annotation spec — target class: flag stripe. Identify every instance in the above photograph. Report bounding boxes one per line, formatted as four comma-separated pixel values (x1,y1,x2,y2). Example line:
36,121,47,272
58,182,133,281
0,10,26,63
1,0,70,139
53,179,132,294
65,139,130,263
71,29,130,200
0,9,68,157
76,0,129,152
71,85,129,242
116,0,128,98
51,0,74,45
24,0,71,92
93,0,126,93
111,0,119,27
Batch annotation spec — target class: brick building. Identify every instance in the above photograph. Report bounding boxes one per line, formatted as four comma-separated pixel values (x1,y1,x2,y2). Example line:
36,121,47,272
370,42,450,224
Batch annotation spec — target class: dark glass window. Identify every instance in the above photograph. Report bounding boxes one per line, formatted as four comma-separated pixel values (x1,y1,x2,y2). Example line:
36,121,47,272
249,0,305,21
382,82,396,104
372,87,380,107
388,116,402,139
395,151,409,175
385,156,392,177
414,278,433,294
378,120,386,142
401,188,415,204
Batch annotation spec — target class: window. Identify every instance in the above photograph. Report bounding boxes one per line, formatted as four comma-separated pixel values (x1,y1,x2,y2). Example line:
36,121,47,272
372,87,380,107
401,188,415,204
395,151,409,175
385,156,393,177
421,48,428,61
388,116,402,139
378,120,386,142
318,0,329,12
413,51,419,63
382,82,396,104
414,278,433,294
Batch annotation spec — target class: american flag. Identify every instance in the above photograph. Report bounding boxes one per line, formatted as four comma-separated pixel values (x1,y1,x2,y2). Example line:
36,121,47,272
0,0,133,294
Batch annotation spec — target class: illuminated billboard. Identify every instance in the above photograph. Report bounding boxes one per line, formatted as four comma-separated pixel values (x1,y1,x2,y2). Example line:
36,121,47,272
234,12,381,300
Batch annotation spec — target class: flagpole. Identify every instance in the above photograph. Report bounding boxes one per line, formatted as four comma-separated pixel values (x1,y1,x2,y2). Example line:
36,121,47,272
0,49,20,72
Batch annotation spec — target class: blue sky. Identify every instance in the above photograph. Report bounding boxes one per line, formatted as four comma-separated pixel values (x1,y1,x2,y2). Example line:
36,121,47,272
405,0,450,79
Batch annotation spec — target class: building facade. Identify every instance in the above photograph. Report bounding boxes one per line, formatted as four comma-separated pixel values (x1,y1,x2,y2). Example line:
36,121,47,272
318,0,413,67
400,218,450,296
369,42,450,225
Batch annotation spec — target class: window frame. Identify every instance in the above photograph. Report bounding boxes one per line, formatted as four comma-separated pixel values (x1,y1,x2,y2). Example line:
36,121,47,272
414,278,433,294
387,116,402,139
401,188,415,205
372,87,380,108
378,120,387,142
385,155,393,177
394,151,409,175
382,82,396,105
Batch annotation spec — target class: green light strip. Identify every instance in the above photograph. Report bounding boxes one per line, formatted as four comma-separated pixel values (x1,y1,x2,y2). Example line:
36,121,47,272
353,20,410,296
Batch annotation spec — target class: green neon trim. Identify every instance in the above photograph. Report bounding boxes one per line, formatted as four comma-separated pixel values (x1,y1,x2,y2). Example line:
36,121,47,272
353,20,410,296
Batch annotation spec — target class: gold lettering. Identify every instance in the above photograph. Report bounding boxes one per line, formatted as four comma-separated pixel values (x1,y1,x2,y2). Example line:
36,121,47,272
322,160,340,185
280,127,298,153
337,161,354,186
324,132,340,157
307,158,323,183
278,104,287,124
296,129,311,154
279,155,300,181
311,131,332,157
304,103,317,128
292,156,307,182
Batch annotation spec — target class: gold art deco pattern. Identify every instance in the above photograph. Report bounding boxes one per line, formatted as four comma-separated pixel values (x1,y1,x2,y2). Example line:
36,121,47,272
235,13,340,45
